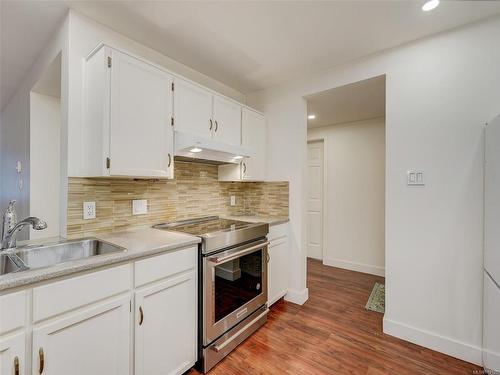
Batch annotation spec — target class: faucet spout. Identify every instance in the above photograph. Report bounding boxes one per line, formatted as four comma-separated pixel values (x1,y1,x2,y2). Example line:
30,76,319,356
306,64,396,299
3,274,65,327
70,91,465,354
1,217,47,250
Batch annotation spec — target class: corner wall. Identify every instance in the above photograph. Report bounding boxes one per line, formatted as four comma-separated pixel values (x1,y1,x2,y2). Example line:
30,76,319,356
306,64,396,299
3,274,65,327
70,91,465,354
308,118,386,276
247,16,500,364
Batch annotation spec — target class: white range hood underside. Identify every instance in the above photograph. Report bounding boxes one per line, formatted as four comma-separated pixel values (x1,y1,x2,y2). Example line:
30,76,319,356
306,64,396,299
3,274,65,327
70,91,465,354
174,131,253,164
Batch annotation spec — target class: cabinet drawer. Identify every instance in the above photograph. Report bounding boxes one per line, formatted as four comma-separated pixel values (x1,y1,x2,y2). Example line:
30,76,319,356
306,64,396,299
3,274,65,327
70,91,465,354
0,290,26,335
135,246,197,287
33,264,131,322
269,223,288,241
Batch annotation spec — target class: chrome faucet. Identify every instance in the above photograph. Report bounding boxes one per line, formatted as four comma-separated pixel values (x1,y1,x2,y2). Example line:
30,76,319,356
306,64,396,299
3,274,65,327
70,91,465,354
1,200,47,250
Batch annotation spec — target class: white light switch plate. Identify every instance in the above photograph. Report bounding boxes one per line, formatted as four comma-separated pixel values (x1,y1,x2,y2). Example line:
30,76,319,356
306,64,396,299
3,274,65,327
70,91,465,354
407,170,425,186
83,201,96,220
230,195,236,206
132,199,148,215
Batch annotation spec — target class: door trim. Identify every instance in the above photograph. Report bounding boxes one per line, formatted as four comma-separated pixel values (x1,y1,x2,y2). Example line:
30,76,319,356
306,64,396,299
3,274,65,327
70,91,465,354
307,138,327,262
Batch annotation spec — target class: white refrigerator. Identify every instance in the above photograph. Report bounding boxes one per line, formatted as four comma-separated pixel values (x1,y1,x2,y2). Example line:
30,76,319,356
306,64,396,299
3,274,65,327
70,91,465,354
484,113,500,373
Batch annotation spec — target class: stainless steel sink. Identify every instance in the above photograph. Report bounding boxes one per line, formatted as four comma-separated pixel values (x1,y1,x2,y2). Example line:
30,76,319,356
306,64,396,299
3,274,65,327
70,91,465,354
13,239,126,270
0,254,26,275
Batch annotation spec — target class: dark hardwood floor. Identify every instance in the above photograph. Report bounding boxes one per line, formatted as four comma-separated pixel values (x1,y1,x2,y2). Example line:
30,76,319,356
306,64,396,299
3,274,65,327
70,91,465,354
189,258,481,375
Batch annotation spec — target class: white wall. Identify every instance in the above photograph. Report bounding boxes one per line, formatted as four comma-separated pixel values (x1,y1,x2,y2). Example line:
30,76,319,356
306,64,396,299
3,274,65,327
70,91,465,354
0,15,69,239
66,10,246,178
308,118,385,276
248,16,500,365
29,93,61,239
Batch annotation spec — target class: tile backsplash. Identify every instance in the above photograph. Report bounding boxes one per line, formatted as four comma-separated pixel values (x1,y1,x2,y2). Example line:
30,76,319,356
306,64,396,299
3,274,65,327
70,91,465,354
67,162,289,238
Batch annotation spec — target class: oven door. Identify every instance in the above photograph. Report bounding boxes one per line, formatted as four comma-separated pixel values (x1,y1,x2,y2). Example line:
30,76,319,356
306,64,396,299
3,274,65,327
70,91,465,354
203,239,269,345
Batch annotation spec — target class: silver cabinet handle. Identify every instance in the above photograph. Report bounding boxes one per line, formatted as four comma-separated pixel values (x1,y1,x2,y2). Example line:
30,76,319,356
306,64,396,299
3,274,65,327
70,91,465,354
215,120,218,132
242,163,247,174
209,119,213,131
167,153,172,167
209,241,269,264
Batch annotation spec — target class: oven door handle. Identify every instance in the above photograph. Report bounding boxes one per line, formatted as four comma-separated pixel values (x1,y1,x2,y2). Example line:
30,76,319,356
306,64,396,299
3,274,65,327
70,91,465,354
212,308,269,353
208,241,270,264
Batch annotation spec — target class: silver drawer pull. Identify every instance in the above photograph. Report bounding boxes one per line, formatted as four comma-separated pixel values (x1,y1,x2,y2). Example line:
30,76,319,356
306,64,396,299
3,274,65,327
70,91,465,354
212,308,269,353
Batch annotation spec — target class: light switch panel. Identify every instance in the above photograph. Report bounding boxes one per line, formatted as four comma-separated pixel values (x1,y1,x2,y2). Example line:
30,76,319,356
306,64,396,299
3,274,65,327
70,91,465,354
132,199,148,215
407,170,425,186
230,195,236,206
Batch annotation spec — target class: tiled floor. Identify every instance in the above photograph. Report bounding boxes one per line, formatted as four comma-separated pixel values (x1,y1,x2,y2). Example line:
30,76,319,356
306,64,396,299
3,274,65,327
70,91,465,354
189,258,481,374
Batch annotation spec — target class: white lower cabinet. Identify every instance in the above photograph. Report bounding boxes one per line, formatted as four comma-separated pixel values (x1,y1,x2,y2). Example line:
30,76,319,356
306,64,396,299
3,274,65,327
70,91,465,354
135,271,197,375
32,296,131,375
0,332,26,375
268,223,289,306
0,245,198,375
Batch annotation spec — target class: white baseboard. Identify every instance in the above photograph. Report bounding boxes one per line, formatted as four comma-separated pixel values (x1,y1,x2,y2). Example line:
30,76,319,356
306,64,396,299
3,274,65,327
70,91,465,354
285,288,309,305
383,317,482,366
484,348,500,374
323,257,385,277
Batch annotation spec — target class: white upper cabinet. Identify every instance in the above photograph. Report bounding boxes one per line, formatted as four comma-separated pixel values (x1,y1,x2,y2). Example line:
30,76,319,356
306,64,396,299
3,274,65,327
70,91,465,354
174,79,242,145
218,108,266,181
173,78,213,139
213,95,242,145
83,45,174,178
241,108,266,181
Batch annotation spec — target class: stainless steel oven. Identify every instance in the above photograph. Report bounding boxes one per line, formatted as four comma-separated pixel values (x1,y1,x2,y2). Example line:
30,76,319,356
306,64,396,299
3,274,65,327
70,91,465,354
203,239,269,345
154,216,269,372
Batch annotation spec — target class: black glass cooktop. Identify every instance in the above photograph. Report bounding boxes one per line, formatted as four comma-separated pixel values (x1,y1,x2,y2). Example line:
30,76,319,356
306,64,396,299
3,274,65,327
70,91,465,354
154,217,254,237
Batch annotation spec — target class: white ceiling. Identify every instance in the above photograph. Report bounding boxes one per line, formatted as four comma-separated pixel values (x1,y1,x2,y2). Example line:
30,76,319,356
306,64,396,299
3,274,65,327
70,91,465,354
0,1,67,110
306,75,386,128
2,1,500,111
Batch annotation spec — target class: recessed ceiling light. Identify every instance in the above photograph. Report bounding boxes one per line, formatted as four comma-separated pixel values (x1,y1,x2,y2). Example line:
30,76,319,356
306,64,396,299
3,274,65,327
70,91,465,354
308,114,316,120
190,147,203,153
422,0,439,11
233,155,243,160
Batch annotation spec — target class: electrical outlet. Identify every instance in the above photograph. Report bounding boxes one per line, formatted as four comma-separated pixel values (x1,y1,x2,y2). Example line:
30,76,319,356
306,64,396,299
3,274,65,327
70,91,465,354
132,199,148,215
83,201,96,220
230,195,236,206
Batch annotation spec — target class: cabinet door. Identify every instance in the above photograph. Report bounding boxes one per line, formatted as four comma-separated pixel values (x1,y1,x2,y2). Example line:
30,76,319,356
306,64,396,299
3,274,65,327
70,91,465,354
213,95,241,146
135,271,197,375
268,237,289,306
174,78,213,139
242,108,266,181
32,296,130,375
0,333,25,375
109,49,173,178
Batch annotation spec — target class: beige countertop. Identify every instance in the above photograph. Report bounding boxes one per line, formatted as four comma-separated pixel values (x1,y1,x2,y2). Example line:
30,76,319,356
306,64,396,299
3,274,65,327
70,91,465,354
221,215,289,226
0,228,200,292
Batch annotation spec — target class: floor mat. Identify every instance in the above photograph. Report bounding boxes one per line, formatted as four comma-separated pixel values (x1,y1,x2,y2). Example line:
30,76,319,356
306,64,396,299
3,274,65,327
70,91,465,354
365,282,385,313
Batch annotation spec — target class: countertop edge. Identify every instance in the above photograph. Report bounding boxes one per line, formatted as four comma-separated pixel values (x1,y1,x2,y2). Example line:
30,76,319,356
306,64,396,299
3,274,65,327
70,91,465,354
0,236,201,293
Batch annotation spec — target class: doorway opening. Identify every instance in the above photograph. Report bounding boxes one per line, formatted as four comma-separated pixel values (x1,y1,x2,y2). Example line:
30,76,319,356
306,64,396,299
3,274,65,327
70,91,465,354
29,52,62,239
305,74,386,308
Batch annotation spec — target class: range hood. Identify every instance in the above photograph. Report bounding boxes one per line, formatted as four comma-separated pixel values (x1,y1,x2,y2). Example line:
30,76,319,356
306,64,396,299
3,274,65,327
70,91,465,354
174,131,253,164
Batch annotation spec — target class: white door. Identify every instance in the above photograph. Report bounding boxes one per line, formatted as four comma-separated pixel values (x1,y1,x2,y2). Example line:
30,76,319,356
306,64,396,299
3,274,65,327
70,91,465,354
173,78,213,139
135,271,197,375
109,49,173,178
268,237,289,306
0,333,25,375
213,95,241,146
307,140,324,260
242,108,266,181
32,296,130,375
484,113,500,372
